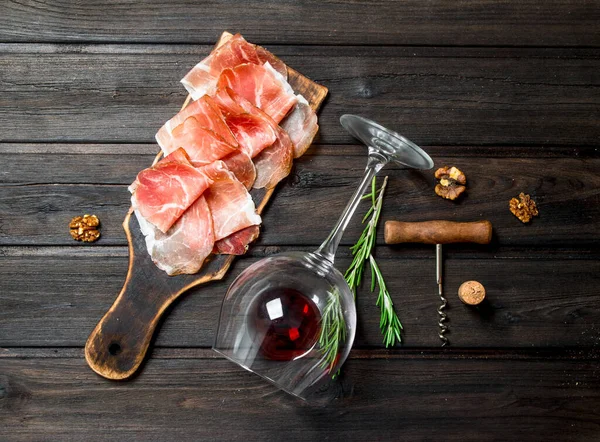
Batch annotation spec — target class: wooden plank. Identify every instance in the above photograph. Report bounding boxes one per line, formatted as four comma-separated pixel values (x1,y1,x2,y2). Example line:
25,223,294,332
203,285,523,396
3,143,598,184
1,153,598,247
1,45,599,146
1,351,599,440
1,0,599,47
1,246,598,348
4,346,600,360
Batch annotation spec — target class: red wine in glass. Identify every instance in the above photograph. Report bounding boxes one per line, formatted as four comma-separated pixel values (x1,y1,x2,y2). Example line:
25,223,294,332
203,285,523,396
250,288,321,361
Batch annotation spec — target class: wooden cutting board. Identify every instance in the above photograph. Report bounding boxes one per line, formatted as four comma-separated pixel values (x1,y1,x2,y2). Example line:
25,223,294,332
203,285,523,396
84,32,328,380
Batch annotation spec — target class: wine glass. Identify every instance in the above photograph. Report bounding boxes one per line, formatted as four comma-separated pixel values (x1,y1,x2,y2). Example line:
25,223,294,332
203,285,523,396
214,115,434,399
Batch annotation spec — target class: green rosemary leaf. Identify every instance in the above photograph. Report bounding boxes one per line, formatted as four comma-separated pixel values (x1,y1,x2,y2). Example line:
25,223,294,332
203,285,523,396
370,260,376,292
371,174,377,207
343,175,403,349
362,205,375,223
318,287,346,375
369,254,402,347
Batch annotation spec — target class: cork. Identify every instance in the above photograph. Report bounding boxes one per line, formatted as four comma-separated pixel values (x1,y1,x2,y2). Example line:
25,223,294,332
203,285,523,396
458,281,486,306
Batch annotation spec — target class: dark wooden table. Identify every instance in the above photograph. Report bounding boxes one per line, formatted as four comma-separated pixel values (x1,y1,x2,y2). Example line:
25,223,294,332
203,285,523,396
1,1,600,440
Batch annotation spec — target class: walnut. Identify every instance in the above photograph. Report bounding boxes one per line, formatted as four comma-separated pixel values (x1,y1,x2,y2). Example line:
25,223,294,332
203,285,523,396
69,214,101,242
509,193,539,223
434,166,466,200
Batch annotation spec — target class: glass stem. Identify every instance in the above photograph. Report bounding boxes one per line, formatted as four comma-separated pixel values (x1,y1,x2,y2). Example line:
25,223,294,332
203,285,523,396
315,155,385,263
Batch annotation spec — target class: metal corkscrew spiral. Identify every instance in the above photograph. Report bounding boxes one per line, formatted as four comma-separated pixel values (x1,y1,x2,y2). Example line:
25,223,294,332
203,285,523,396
384,220,494,347
436,244,449,346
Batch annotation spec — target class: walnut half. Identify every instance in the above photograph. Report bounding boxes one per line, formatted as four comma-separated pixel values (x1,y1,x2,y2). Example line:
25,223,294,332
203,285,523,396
434,166,467,200
69,214,101,242
509,193,539,223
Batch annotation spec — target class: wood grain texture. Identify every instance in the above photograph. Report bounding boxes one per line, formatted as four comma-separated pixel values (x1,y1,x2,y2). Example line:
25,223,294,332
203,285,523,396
2,246,599,348
1,0,599,47
83,33,327,380
83,211,237,380
1,45,599,145
384,220,493,245
1,153,598,247
2,2,600,437
1,350,599,441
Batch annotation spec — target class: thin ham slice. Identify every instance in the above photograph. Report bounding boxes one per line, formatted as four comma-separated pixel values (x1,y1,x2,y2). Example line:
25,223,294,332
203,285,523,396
220,112,277,157
130,148,213,233
134,194,214,276
253,126,294,189
181,34,287,100
280,100,319,158
255,46,287,78
214,225,260,255
204,162,261,241
156,95,238,161
222,150,256,190
216,63,297,124
169,116,239,166
215,86,295,189
214,87,278,159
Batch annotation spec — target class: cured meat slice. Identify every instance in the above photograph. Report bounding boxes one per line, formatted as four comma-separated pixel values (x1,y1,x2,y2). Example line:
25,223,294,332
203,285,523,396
134,194,214,276
216,63,297,124
130,148,213,233
221,112,276,158
204,162,261,241
253,126,294,189
280,100,319,158
156,95,237,157
214,87,278,158
255,46,287,79
181,34,288,100
169,116,239,166
215,86,295,189
214,225,260,255
222,150,256,190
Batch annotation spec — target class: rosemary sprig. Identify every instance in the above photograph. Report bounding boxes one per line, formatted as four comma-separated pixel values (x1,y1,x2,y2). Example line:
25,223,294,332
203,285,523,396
369,254,403,347
345,176,388,294
345,175,403,347
318,176,402,378
318,287,346,375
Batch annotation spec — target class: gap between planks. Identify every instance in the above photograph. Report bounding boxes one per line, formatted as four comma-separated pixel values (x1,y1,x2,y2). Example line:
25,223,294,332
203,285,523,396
1,144,598,158
1,245,599,260
1,44,599,59
2,347,599,361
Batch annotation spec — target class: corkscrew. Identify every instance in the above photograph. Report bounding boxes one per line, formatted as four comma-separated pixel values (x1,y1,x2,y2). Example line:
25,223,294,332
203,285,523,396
436,244,449,346
384,220,493,347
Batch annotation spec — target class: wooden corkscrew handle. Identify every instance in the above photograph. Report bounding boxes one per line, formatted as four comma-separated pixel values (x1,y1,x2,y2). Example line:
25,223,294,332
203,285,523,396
384,220,493,245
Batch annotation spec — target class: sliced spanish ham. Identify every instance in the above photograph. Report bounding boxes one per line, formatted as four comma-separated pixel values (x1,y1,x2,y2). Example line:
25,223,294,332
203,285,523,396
280,100,319,158
169,116,239,166
134,194,214,276
255,46,287,79
253,126,294,189
181,34,287,100
215,86,296,189
156,95,237,159
221,150,256,190
214,225,260,255
216,63,297,124
220,112,277,158
133,33,323,275
130,148,214,233
204,161,262,241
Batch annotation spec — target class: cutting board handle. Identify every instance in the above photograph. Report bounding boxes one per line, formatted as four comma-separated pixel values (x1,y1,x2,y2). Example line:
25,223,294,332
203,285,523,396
84,264,178,380
85,210,236,380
